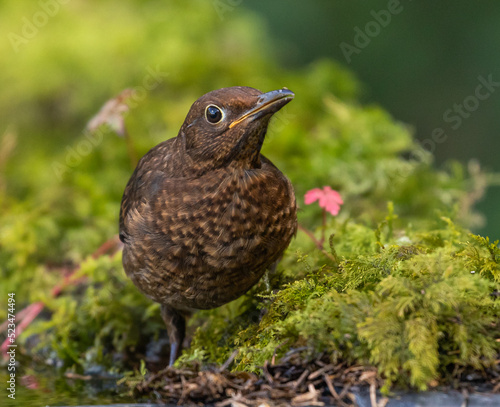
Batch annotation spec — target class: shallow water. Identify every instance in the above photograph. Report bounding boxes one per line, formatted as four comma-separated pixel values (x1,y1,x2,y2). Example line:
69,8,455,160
0,371,134,407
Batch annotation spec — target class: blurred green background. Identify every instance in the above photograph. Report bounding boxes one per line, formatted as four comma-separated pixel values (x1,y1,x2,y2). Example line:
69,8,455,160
1,0,498,239
245,0,500,239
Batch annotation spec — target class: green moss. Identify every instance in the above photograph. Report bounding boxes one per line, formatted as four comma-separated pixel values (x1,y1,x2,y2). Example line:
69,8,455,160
23,253,164,370
0,0,498,393
186,217,499,390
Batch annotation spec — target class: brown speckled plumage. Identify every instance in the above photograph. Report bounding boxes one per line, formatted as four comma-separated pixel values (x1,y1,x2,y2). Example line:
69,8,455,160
119,86,297,365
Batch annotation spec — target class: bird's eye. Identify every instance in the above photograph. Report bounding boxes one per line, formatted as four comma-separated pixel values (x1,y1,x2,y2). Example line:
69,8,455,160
205,105,224,124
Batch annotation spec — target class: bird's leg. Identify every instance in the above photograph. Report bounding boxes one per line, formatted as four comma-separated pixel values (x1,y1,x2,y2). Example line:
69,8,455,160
160,304,186,367
268,258,281,275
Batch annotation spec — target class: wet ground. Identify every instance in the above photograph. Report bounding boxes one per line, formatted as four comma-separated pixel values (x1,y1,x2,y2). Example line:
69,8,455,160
1,351,498,406
3,370,498,407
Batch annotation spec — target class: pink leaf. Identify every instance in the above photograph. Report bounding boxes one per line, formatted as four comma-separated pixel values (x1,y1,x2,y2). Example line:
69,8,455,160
304,186,344,216
21,374,39,390
304,188,323,205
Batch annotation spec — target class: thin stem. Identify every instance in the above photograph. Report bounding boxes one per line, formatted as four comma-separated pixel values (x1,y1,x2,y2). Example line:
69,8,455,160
0,235,123,358
297,224,337,263
320,208,327,246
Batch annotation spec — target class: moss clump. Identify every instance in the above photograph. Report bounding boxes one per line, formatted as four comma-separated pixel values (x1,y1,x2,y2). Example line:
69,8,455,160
187,217,499,391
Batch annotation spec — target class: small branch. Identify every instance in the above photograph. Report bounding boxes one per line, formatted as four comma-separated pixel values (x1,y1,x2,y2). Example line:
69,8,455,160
320,209,326,247
1,235,122,359
298,224,323,251
0,302,44,355
298,224,337,263
271,338,290,366
218,350,238,372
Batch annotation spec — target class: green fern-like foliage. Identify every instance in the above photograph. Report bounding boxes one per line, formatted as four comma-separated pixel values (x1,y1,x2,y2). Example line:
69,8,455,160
188,219,499,390
458,234,500,282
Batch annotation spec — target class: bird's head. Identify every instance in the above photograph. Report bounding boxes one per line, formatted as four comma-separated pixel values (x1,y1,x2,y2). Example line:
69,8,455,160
179,86,294,171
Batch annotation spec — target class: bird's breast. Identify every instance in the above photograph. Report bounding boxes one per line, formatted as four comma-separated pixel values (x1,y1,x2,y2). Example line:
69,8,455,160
124,166,296,309
153,167,295,250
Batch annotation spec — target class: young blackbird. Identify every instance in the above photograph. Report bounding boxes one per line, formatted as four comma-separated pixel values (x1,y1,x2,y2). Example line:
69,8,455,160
119,86,297,366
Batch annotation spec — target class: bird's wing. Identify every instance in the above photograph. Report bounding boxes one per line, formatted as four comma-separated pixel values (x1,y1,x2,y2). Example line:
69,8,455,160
260,154,298,235
119,139,179,243
260,155,296,199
